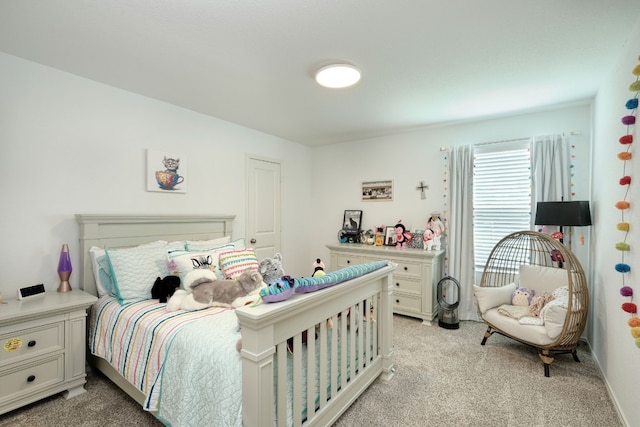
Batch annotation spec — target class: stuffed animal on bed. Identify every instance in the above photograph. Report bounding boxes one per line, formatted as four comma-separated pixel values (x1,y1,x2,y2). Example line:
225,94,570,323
166,269,265,311
151,275,181,303
258,253,284,285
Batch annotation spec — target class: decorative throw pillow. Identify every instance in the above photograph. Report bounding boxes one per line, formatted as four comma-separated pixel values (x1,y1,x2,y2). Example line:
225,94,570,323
167,246,233,285
473,283,517,314
106,241,181,305
218,248,259,279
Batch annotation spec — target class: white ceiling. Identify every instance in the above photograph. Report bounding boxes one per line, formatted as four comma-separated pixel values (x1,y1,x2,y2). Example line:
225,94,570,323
1,1,639,146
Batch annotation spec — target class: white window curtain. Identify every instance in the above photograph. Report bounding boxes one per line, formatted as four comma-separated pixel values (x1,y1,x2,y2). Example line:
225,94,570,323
446,145,477,320
531,134,571,206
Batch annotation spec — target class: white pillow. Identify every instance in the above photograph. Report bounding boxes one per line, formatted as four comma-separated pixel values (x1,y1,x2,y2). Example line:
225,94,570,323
106,241,181,305
89,246,111,297
473,283,517,314
542,300,567,339
185,236,242,251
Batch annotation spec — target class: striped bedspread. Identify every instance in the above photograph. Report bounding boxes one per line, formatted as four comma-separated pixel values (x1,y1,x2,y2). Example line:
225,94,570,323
88,296,230,411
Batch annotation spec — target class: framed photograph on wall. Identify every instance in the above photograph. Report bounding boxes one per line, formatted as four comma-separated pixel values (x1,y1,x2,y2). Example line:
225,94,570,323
146,149,188,193
342,210,363,235
384,226,397,246
362,180,393,201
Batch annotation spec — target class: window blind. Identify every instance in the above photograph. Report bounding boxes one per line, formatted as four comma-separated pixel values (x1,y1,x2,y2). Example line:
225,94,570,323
473,140,532,272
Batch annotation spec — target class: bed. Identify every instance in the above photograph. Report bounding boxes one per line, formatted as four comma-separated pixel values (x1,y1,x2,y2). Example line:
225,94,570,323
76,214,396,426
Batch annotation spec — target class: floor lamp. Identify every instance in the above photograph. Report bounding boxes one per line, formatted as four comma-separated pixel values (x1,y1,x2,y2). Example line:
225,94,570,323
535,201,592,267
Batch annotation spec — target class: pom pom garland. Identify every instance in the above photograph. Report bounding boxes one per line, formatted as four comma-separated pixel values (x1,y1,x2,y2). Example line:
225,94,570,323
622,302,637,314
621,286,634,297
617,56,638,349
617,222,630,231
615,242,630,251
619,135,633,144
615,263,631,272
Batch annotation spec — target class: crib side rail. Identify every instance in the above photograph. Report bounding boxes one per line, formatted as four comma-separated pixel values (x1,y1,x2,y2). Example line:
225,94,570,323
236,264,396,427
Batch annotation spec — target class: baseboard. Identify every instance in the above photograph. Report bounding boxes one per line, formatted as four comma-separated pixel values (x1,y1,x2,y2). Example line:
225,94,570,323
580,338,628,427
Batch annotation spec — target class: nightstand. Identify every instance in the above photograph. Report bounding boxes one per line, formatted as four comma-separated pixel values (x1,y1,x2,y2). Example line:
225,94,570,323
0,289,97,415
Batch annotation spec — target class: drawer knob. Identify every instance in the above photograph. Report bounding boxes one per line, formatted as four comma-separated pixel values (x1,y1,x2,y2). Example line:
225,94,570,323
27,375,36,382
395,299,400,304
404,266,408,271
28,340,36,347
395,282,400,287
347,260,351,264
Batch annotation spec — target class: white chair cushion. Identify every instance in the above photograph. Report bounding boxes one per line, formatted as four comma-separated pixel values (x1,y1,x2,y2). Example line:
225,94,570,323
483,308,555,346
518,264,568,295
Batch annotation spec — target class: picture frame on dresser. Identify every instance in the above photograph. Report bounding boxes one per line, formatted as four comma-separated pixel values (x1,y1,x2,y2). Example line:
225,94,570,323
342,210,363,235
384,226,396,246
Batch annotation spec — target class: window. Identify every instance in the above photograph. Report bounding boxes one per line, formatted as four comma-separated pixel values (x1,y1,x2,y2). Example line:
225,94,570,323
473,140,532,272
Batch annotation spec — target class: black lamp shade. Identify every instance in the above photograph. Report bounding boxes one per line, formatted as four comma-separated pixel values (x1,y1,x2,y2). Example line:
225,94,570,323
534,201,592,226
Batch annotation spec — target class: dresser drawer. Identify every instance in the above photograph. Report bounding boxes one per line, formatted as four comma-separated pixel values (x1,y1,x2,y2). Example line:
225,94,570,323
335,254,364,269
391,277,421,294
0,322,64,365
393,294,422,312
0,355,64,401
393,260,422,279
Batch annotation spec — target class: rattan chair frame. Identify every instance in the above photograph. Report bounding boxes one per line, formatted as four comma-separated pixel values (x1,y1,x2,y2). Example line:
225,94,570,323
478,230,589,377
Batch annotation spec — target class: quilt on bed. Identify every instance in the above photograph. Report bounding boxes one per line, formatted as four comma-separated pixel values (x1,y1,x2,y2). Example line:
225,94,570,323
88,296,233,413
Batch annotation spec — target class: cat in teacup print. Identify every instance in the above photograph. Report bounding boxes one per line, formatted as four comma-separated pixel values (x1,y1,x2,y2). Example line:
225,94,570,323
162,157,180,173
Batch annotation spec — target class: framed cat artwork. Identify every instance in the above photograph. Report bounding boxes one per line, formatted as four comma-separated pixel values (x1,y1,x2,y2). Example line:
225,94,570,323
146,149,188,193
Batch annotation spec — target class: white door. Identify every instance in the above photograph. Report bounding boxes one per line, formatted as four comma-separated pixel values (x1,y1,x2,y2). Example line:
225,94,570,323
246,156,281,260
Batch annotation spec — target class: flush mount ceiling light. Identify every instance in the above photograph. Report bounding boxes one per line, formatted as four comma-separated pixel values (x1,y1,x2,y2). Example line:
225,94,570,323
315,64,361,89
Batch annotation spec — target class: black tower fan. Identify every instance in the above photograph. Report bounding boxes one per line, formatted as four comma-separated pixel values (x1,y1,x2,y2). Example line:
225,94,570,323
437,276,460,329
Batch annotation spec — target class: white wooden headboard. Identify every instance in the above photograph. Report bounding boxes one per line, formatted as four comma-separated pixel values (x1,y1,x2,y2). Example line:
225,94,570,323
75,214,235,296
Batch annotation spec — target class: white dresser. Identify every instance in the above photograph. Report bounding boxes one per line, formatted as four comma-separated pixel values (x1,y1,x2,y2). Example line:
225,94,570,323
326,243,444,324
0,290,97,415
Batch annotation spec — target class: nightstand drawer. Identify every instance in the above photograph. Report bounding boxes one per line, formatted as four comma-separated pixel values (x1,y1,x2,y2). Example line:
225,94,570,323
391,278,421,294
0,355,64,401
0,322,64,365
336,254,364,269
393,294,422,312
394,260,422,279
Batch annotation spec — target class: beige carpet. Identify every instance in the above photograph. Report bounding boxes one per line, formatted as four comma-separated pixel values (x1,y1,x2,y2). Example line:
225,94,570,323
0,316,621,427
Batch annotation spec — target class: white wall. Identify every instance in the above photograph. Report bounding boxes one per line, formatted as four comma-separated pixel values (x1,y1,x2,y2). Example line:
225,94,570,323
591,16,640,427
0,52,312,298
310,105,593,273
